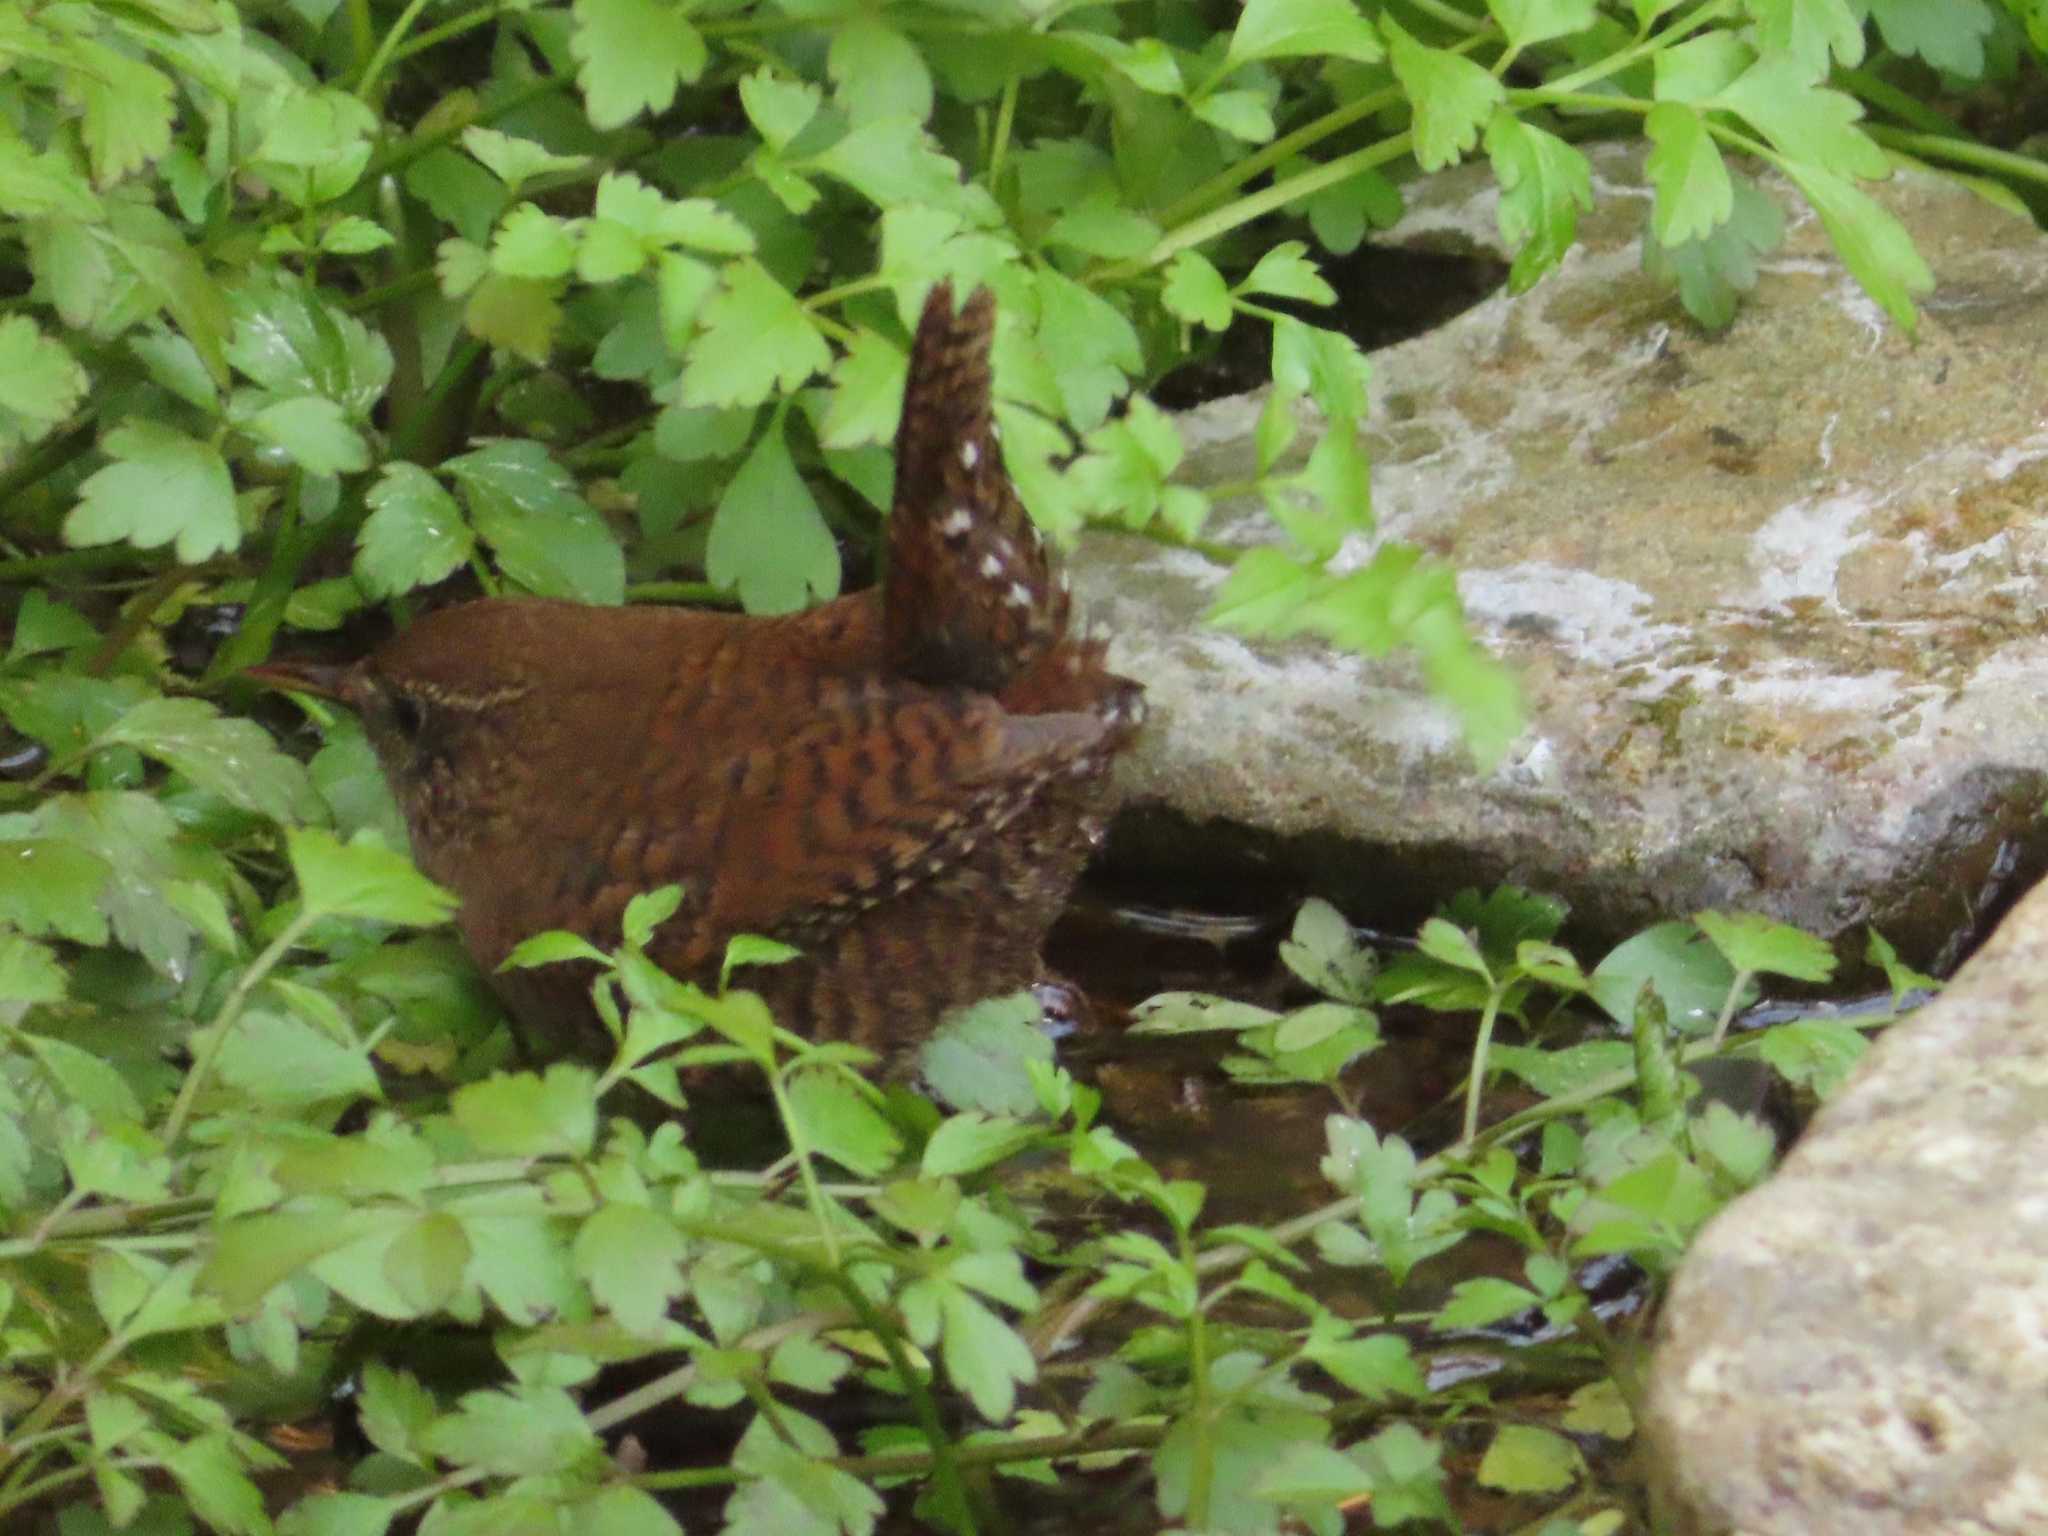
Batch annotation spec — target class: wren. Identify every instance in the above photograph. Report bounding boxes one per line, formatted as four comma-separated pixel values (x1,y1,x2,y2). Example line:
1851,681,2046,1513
256,284,1143,1061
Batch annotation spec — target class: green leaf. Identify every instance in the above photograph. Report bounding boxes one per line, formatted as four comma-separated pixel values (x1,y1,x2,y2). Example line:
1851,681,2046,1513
1713,57,1887,180
465,273,563,363
1384,16,1506,171
0,317,87,455
1691,1100,1775,1185
1653,32,1753,103
922,1112,1041,1177
385,1210,476,1315
0,932,66,1003
279,1492,399,1536
1644,102,1732,245
1436,1275,1541,1329
575,1203,689,1335
940,1286,1035,1422
1589,921,1740,1033
1279,898,1376,1003
828,21,934,123
813,116,978,211
357,1364,439,1465
67,420,239,563
1485,112,1592,291
245,396,370,476
740,69,822,152
787,1070,903,1177
1248,1440,1374,1510
322,216,395,255
1353,1423,1453,1526
1045,199,1161,260
99,696,316,822
705,415,840,614
215,1008,380,1109
356,463,474,598
68,38,175,186
569,1488,683,1536
462,127,589,192
918,989,1059,1116
450,1065,599,1157
819,329,907,449
1868,0,1994,75
160,1433,268,1536
129,324,218,412
1240,241,1335,304
1694,910,1837,983
1490,1040,1633,1095
1642,173,1785,328
425,1385,604,1477
491,204,578,280
1749,1019,1866,1096
1779,160,1933,334
288,827,459,927
446,440,625,604
1563,1377,1635,1439
1478,1424,1583,1494
1486,0,1596,46
571,0,707,129
1416,917,1489,977
8,590,97,663
681,262,832,408
1270,314,1371,419
1865,928,1938,1003
1161,251,1233,331
1193,90,1277,143
1301,1332,1425,1400
0,139,104,220
1227,0,1383,65
1033,268,1143,429
1747,0,1863,74
226,271,392,415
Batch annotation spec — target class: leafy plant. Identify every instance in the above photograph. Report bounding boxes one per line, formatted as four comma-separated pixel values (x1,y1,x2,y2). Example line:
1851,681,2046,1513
0,836,1923,1533
0,0,2010,1530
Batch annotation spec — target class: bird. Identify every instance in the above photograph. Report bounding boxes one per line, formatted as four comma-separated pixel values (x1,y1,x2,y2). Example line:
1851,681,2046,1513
253,282,1144,1065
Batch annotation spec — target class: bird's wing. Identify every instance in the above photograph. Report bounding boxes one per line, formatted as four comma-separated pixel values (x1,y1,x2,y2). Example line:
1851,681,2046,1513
686,678,1111,955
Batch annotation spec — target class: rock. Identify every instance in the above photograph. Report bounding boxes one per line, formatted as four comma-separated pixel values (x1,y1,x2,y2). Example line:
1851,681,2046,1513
1642,878,2048,1535
1083,145,2048,958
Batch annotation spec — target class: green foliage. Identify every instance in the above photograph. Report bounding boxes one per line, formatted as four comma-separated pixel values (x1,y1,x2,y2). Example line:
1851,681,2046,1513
0,782,1928,1535
0,0,2006,1528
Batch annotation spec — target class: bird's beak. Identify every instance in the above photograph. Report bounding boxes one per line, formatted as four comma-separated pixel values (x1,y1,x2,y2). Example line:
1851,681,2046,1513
244,659,357,701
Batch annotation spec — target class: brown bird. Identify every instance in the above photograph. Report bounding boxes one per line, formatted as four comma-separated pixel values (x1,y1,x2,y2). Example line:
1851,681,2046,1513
255,283,1144,1063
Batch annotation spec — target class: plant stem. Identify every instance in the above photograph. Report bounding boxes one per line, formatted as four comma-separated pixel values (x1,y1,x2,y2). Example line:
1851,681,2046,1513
389,1,518,68
163,912,317,1148
1179,1227,1216,1529
989,73,1020,190
1461,985,1506,1146
1708,969,1752,1049
1402,0,1489,34
0,416,98,517
767,1066,842,1269
1867,124,2048,190
829,1270,979,1536
1158,85,1408,229
353,0,437,101
1101,131,1417,283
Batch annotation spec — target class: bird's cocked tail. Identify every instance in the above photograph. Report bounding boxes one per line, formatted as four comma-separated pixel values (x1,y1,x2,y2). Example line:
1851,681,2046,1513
883,282,1072,695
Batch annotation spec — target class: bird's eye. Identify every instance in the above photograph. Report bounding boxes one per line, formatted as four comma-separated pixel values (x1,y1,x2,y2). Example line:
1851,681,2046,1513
389,694,426,740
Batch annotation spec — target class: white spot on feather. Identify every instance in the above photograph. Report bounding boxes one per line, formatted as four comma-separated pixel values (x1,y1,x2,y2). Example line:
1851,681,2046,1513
1005,581,1034,608
941,507,973,539
979,553,1004,578
960,440,979,470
